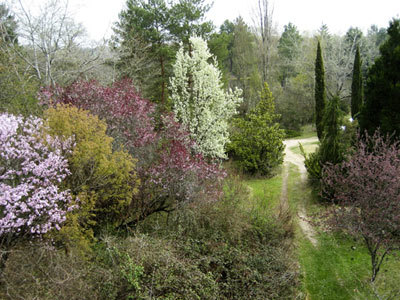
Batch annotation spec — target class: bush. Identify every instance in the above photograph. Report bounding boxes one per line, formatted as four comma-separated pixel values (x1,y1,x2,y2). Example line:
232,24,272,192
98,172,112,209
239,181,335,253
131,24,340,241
44,104,139,233
0,113,73,257
41,80,225,223
228,83,285,175
321,130,400,282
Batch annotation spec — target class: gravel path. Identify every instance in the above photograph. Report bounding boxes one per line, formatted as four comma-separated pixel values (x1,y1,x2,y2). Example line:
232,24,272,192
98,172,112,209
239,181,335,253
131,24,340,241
282,137,318,246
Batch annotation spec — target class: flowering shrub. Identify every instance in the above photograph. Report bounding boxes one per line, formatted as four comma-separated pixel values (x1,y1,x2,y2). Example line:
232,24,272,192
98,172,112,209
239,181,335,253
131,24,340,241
321,131,400,282
41,80,225,222
0,113,73,239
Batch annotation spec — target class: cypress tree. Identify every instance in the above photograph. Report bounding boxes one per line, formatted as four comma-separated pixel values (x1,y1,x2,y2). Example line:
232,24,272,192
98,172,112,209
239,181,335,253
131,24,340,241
315,40,326,140
351,46,363,119
319,95,343,165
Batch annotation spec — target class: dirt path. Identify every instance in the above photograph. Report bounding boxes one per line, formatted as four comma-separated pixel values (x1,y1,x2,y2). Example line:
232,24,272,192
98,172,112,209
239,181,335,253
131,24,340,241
282,137,318,246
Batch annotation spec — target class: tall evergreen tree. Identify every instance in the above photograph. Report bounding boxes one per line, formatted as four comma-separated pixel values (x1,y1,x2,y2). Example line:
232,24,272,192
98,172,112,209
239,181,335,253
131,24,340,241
351,46,363,118
319,95,343,164
315,40,326,140
114,0,212,105
360,19,400,137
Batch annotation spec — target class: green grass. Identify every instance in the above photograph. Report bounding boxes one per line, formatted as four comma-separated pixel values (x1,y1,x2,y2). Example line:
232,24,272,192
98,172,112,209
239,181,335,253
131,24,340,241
244,172,283,211
286,163,400,299
299,233,400,300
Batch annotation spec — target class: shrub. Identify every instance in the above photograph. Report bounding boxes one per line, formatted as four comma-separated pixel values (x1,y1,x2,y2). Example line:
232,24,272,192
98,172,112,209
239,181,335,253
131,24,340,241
41,80,225,223
0,113,73,263
321,130,400,282
44,104,138,232
228,83,285,175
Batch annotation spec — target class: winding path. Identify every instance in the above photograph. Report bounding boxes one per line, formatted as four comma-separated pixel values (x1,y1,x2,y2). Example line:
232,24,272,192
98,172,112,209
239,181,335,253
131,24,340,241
282,137,319,246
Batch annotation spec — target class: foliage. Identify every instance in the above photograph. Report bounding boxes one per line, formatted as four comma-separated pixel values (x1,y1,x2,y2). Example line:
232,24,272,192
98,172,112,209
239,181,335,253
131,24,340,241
44,104,138,230
351,46,363,118
0,176,298,299
231,17,261,114
113,0,213,104
319,95,344,165
0,113,73,253
278,22,302,86
277,73,314,132
321,130,400,282
207,20,235,85
360,19,400,138
41,80,225,223
300,144,322,181
171,36,243,159
315,40,326,140
0,3,18,44
228,83,285,175
0,42,40,116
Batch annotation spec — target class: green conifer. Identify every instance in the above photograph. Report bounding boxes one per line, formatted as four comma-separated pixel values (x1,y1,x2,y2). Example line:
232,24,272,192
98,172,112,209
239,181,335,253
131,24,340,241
315,40,326,140
351,46,363,119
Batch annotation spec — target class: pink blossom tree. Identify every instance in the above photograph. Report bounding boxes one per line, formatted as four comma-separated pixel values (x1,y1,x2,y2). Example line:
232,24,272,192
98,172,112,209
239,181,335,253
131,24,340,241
322,131,400,282
0,113,74,257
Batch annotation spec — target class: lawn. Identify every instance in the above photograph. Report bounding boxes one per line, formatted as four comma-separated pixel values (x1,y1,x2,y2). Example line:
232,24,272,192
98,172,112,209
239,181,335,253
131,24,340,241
286,163,400,299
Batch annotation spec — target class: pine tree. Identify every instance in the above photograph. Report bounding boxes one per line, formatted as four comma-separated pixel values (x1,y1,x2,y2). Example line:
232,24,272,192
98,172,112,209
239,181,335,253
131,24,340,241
351,46,363,118
315,40,326,140
170,36,243,159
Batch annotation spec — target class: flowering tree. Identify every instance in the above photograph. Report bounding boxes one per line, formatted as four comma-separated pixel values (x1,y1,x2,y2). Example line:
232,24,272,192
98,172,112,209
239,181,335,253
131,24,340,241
0,113,73,248
40,79,225,223
321,131,400,282
170,36,243,159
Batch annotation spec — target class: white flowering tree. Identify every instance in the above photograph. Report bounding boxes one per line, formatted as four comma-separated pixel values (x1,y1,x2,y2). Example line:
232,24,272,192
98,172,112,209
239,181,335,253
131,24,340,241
170,36,243,159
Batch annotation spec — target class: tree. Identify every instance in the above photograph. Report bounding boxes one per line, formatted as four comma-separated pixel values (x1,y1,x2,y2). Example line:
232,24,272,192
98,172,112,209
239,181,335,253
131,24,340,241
278,22,302,86
228,82,285,175
207,20,234,85
319,95,343,164
351,46,363,118
0,3,40,115
0,3,18,44
322,130,400,282
315,40,326,140
253,0,274,84
8,0,103,87
170,36,243,159
231,17,261,114
360,19,400,138
114,0,213,105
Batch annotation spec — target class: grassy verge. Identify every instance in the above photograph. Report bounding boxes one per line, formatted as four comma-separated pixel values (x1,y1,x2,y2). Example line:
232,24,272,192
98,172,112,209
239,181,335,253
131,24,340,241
287,163,400,299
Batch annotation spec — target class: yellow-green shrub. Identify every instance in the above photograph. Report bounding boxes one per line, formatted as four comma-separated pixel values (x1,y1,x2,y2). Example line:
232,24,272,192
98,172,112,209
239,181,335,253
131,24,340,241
44,104,139,231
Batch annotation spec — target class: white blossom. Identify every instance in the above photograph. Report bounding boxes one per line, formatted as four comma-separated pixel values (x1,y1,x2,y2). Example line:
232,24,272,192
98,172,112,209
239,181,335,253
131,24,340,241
170,36,243,159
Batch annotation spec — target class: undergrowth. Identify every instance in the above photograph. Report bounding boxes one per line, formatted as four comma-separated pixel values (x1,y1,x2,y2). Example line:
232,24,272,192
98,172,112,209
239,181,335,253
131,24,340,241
0,176,299,300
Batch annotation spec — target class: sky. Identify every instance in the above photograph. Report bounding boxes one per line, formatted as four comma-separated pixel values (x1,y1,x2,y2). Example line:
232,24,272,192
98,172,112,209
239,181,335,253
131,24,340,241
16,0,400,41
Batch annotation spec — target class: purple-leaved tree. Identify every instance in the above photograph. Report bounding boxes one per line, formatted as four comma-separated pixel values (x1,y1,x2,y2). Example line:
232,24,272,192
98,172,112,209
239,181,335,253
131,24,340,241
322,131,400,282
0,113,74,259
